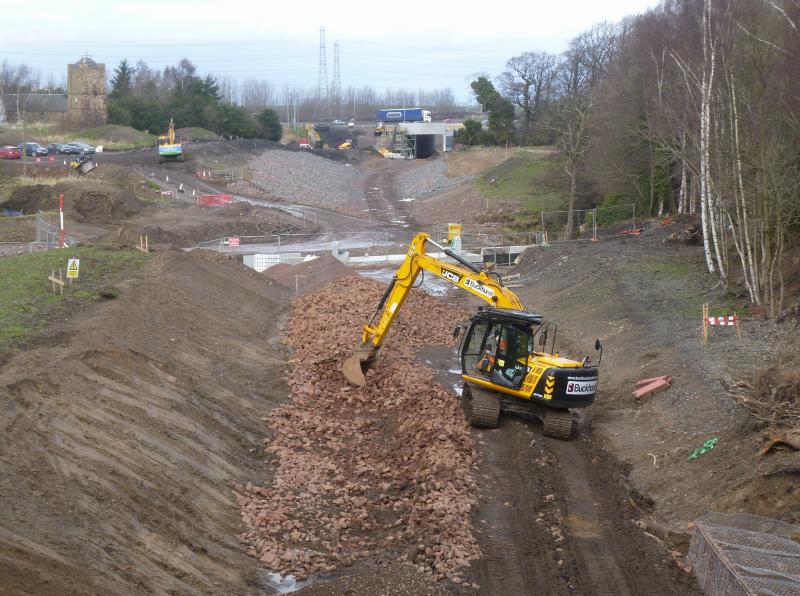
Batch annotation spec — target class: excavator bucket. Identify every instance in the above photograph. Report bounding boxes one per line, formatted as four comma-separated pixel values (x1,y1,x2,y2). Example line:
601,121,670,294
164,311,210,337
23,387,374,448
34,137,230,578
77,159,97,175
342,347,374,387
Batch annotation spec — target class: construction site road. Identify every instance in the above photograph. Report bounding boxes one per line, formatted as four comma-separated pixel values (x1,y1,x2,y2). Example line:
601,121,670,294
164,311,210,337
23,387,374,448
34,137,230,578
423,350,701,596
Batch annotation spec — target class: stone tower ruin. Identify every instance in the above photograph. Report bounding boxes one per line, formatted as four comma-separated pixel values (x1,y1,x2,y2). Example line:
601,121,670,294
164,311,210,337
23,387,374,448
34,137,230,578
67,55,107,126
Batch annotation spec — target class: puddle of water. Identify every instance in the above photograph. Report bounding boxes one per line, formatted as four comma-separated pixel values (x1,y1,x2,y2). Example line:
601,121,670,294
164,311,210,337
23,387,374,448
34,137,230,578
399,197,415,202
447,368,462,374
265,572,300,593
453,383,463,396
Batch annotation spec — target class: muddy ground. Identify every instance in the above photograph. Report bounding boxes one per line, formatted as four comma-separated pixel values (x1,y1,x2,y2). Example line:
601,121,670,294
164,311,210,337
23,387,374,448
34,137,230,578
2,138,797,595
509,222,800,529
0,251,292,594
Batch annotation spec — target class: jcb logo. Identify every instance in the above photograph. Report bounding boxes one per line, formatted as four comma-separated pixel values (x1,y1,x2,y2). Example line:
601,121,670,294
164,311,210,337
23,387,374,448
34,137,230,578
441,269,461,284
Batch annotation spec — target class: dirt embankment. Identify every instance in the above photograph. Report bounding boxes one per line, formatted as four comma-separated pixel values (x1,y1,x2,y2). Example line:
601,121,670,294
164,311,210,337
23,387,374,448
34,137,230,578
0,250,291,594
236,272,480,589
4,182,144,223
510,222,800,530
263,254,356,296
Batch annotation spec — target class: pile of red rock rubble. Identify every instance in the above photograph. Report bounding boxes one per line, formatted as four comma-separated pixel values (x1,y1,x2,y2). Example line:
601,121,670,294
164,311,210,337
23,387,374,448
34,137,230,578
234,275,480,584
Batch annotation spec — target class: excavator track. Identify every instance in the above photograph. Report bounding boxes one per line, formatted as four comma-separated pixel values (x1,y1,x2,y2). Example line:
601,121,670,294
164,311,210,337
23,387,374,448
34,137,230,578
463,385,500,428
542,408,574,439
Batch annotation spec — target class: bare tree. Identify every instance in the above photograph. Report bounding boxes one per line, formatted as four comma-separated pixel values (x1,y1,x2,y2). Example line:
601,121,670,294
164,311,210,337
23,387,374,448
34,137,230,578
498,52,559,143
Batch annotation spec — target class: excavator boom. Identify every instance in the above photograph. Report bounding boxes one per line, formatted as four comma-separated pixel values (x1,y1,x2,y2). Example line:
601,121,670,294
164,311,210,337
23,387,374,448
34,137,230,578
343,232,523,386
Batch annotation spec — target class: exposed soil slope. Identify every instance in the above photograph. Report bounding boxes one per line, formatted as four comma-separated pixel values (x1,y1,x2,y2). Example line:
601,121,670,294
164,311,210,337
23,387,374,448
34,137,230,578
0,251,290,594
511,220,800,530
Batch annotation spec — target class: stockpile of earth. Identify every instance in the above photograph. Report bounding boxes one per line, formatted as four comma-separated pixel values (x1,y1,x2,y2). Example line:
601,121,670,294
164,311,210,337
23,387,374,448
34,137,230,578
234,275,480,585
236,150,364,207
262,254,356,296
3,183,143,223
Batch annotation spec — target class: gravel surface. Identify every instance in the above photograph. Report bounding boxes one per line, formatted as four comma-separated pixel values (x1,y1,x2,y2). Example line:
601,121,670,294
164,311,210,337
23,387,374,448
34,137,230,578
395,159,467,200
234,275,479,585
233,150,364,208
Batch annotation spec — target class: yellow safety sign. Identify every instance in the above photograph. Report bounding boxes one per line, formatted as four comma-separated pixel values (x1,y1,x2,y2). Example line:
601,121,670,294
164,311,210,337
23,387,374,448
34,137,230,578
447,223,462,243
67,257,80,279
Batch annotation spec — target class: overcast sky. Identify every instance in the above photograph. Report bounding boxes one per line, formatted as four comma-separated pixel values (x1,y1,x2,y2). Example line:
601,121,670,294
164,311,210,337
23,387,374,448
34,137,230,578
2,0,660,100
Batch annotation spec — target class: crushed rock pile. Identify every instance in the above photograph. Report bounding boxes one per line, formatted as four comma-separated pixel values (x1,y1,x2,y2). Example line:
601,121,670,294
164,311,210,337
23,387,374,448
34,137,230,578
395,159,466,199
234,275,479,584
234,150,364,207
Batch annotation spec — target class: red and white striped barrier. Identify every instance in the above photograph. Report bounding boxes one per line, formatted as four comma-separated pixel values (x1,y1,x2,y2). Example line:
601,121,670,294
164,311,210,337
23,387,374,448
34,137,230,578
702,304,741,343
197,193,232,206
59,192,65,247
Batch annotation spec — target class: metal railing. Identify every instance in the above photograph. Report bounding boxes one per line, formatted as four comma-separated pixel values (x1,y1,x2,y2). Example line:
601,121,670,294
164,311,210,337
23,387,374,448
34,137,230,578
28,211,75,251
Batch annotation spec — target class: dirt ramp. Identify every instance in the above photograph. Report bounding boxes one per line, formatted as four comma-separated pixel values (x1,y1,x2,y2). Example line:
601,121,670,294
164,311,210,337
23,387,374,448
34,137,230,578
236,276,479,587
0,251,290,594
263,254,356,296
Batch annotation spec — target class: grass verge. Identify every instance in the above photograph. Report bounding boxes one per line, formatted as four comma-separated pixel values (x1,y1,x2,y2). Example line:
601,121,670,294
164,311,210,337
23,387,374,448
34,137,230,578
477,151,566,212
0,247,151,349
0,123,156,151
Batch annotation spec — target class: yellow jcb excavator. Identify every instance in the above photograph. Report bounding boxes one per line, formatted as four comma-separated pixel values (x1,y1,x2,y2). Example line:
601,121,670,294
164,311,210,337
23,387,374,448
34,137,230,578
343,232,602,439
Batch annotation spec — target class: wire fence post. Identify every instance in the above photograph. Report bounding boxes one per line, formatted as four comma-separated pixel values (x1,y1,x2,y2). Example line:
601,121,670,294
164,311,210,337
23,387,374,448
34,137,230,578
593,208,597,240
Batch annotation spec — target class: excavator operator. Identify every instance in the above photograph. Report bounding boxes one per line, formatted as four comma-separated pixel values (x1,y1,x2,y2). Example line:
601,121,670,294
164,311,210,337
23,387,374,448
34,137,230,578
475,325,530,390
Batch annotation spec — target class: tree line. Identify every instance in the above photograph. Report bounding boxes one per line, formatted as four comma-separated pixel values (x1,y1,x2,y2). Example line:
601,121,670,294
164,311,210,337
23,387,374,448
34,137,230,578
107,59,281,140
466,0,799,312
105,58,463,136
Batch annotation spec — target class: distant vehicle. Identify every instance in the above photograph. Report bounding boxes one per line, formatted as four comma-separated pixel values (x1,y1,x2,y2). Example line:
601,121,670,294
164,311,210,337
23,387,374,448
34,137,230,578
65,141,95,154
47,143,68,155
0,146,22,159
376,108,431,123
347,120,355,128
157,118,183,163
57,144,81,154
332,119,346,128
17,142,48,157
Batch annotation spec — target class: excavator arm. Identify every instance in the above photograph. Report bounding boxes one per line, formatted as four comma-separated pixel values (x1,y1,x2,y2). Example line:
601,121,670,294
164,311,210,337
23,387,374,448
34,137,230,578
343,232,524,386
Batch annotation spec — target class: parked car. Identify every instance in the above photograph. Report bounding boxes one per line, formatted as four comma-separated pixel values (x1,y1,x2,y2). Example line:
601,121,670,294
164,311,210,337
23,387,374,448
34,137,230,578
47,143,68,155
0,145,22,159
17,142,49,157
58,144,81,154
332,119,346,128
64,141,95,154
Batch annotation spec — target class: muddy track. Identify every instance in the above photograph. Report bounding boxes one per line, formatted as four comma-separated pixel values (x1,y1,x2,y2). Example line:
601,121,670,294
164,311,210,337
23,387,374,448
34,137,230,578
467,419,568,595
361,164,416,229
420,346,698,596
550,438,634,595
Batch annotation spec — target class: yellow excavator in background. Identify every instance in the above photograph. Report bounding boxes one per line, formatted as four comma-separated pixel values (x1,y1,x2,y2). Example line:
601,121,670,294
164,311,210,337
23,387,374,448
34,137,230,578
305,124,323,149
343,232,602,439
158,118,184,163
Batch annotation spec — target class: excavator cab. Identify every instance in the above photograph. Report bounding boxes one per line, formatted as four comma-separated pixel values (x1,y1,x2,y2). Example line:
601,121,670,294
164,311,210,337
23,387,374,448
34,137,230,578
460,309,542,391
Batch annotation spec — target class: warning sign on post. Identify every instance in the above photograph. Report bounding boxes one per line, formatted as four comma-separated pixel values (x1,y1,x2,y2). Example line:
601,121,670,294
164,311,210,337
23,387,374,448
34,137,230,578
67,257,80,279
